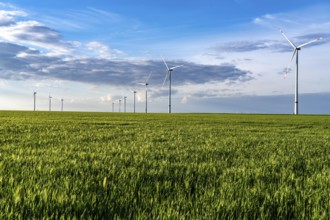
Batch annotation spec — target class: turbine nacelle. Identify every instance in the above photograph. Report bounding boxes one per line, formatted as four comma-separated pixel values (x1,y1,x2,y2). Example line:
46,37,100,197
138,72,151,88
161,56,183,87
168,65,183,72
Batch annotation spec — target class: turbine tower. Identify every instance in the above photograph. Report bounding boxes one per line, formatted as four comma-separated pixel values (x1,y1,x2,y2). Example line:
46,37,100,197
124,96,127,113
61,98,64,112
33,91,37,111
49,94,52,111
112,102,114,112
139,73,151,113
131,90,137,113
118,99,121,112
162,57,183,113
280,29,322,115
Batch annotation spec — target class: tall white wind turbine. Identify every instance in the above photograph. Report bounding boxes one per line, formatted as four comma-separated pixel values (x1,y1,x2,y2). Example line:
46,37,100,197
280,29,322,115
162,57,183,113
139,73,151,113
33,91,37,111
61,98,64,112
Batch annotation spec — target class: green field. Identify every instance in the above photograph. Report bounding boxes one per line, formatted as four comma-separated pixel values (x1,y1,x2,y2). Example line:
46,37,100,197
0,111,329,219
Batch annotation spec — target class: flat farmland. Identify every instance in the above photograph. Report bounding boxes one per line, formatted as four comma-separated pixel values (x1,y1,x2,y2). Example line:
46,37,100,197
0,111,329,219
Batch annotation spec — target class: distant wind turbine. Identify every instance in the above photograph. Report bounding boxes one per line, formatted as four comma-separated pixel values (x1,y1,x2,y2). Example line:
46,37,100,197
118,99,122,112
49,94,52,111
124,96,127,113
139,73,151,113
280,29,322,115
112,102,115,112
33,91,37,111
162,57,183,113
61,98,64,112
131,90,137,113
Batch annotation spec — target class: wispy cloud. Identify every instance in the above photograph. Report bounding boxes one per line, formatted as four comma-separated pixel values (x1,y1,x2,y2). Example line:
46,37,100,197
212,40,288,52
253,4,330,32
252,13,299,28
37,7,133,33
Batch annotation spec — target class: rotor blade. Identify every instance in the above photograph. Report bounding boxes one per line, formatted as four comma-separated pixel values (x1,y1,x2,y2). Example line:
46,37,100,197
282,49,297,79
297,37,322,48
145,72,151,83
162,72,169,87
283,61,293,79
280,29,297,49
290,49,297,63
170,65,183,70
161,56,170,71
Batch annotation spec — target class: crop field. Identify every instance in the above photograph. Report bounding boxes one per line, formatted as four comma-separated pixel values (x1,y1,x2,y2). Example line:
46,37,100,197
0,111,329,219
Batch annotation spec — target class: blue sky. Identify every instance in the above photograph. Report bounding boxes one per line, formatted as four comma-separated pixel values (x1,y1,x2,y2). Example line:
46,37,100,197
0,0,330,113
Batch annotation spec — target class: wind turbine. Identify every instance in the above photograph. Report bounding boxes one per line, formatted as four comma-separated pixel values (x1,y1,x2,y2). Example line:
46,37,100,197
280,29,322,115
112,102,115,112
124,96,127,113
61,98,64,112
131,90,137,113
49,94,52,111
139,73,151,113
162,57,183,113
33,91,37,111
118,99,122,112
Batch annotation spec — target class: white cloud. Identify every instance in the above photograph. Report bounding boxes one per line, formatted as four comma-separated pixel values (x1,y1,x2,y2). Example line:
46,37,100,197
0,5,128,60
0,19,73,56
181,94,191,104
252,4,330,33
0,79,7,87
0,9,27,25
85,41,123,59
100,94,112,103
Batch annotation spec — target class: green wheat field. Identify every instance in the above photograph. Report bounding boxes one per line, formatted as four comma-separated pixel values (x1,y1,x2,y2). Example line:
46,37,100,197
0,111,329,219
